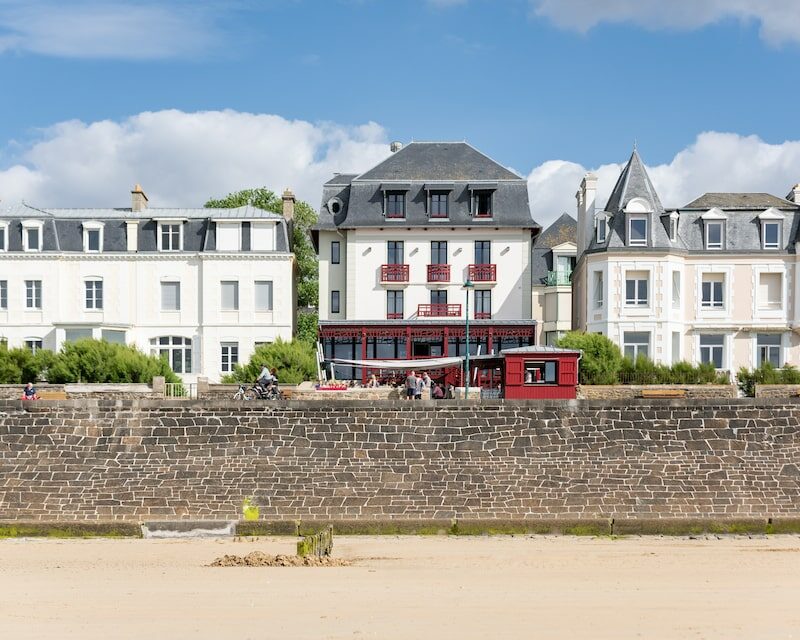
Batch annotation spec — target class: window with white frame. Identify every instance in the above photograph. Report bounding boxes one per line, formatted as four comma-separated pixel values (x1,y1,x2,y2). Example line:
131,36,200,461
757,333,782,368
705,221,724,250
331,241,340,264
699,334,725,368
625,271,649,306
25,280,42,309
596,217,607,243
593,271,604,308
150,336,192,374
221,342,239,373
22,221,43,252
158,222,182,252
672,271,681,309
0,222,7,251
669,215,678,242
84,279,103,310
758,273,782,310
82,221,103,253
250,223,275,251
0,280,6,309
671,331,681,363
623,332,650,360
161,281,181,311
216,222,240,251
221,281,239,311
255,281,273,311
762,221,781,250
627,215,647,246
25,338,43,354
701,273,724,309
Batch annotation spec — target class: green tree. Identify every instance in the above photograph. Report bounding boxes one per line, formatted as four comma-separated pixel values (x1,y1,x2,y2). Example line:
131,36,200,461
556,331,623,385
205,187,319,308
221,338,317,385
296,311,319,346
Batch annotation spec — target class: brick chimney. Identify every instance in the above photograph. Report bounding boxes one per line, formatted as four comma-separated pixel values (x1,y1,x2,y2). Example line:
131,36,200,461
131,184,148,212
282,188,295,221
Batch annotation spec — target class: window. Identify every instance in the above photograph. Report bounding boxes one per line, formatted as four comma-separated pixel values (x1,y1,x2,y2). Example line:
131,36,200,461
387,241,404,264
216,223,240,251
159,223,182,251
699,334,724,368
431,241,447,265
0,223,7,251
101,330,126,344
475,240,491,264
758,273,783,310
757,334,782,368
431,289,447,305
474,191,493,217
150,336,192,374
221,342,239,373
474,290,491,319
65,328,92,342
524,360,557,384
0,280,6,309
762,221,781,250
221,281,239,311
596,217,607,243
544,332,565,347
251,223,275,251
387,290,403,319
701,274,724,309
161,281,181,311
84,279,103,310
593,272,604,308
331,290,340,314
556,255,575,276
627,215,647,246
625,271,648,306
255,281,273,311
82,222,104,253
623,332,650,360
385,191,405,218
705,221,723,250
672,271,681,309
22,221,43,252
672,331,681,363
25,280,42,309
430,191,449,218
669,216,678,242
331,241,340,264
25,338,43,354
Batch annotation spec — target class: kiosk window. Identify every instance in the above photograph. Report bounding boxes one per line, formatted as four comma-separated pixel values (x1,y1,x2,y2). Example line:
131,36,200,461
524,360,557,384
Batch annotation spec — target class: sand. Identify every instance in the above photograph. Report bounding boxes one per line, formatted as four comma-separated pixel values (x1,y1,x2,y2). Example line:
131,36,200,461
1,535,799,639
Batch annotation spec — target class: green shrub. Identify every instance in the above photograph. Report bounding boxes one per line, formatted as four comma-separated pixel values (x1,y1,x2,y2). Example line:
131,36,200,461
556,331,623,385
296,312,319,346
222,338,317,385
737,362,800,397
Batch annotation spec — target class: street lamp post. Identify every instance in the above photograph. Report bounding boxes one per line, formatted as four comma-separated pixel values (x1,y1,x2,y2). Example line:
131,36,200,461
463,279,475,400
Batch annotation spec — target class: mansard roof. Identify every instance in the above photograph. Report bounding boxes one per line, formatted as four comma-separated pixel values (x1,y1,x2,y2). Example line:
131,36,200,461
314,141,539,233
682,193,798,210
604,149,665,215
531,213,576,284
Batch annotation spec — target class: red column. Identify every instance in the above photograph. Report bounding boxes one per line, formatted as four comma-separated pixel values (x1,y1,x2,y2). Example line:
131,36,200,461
361,328,368,385
406,326,412,360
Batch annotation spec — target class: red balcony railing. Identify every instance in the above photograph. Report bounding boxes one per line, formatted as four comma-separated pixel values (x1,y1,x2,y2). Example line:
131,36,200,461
417,303,461,317
474,311,492,319
380,264,409,283
468,263,496,282
427,264,451,282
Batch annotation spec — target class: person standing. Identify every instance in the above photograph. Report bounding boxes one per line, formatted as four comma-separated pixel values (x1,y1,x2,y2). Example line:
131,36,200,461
422,372,433,399
414,373,424,400
405,370,417,401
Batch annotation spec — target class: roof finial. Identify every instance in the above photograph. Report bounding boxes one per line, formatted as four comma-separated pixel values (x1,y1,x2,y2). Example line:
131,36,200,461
633,138,638,152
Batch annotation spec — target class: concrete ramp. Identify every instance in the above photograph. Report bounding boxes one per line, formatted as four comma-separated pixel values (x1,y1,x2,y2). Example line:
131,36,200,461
142,521,236,539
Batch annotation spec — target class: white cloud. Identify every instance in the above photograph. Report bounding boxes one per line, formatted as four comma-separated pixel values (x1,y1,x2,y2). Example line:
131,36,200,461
532,0,800,45
527,132,800,229
0,110,392,208
0,0,217,58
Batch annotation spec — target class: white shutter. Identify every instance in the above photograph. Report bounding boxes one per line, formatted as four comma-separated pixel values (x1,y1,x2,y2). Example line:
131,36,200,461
216,223,240,251
255,281,273,311
161,282,180,311
251,223,275,251
221,281,239,310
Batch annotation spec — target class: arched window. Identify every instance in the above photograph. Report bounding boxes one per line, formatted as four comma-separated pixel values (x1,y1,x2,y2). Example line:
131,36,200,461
150,336,192,374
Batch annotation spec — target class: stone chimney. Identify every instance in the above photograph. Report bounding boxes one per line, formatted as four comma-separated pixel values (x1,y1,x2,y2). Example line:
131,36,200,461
282,188,295,221
576,173,597,256
131,184,148,212
787,183,800,203
390,141,403,153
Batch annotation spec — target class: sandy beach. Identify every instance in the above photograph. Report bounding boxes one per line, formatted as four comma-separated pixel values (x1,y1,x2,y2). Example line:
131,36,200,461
1,535,799,639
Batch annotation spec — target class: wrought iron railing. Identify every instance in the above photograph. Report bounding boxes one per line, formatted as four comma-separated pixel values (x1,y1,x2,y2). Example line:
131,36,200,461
468,264,496,282
380,264,409,283
545,270,573,286
427,264,451,282
417,303,462,317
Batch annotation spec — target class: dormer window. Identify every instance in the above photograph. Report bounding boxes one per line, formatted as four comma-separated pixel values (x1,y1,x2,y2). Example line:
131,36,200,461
758,209,784,250
429,192,449,218
385,191,405,218
668,212,679,242
627,215,647,247
0,222,7,251
82,221,104,253
215,222,241,251
473,191,493,218
21,220,44,252
157,221,184,252
705,221,724,250
596,216,607,243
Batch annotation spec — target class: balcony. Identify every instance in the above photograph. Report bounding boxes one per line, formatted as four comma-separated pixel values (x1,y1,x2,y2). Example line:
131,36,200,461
417,303,462,317
380,264,409,283
427,264,451,283
386,312,403,320
474,311,492,320
468,264,496,282
545,270,573,286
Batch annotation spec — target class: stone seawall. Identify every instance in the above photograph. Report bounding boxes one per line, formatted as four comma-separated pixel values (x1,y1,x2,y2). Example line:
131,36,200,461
0,399,798,523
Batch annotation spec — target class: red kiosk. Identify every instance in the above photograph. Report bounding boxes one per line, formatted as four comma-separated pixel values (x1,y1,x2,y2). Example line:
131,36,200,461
497,346,581,400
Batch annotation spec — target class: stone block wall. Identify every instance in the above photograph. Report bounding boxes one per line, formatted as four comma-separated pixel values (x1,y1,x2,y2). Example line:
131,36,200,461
0,398,799,522
578,385,737,400
755,385,800,398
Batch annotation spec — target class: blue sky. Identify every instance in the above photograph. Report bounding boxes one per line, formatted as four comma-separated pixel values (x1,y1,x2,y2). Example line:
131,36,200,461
2,0,800,226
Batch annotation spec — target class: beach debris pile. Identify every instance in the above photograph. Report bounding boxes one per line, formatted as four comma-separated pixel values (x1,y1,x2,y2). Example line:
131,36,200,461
210,551,350,567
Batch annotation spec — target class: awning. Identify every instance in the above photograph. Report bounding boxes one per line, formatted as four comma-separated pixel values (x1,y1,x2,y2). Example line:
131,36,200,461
328,357,465,370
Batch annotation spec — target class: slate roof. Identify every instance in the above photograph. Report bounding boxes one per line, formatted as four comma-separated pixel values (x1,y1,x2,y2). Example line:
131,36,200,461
0,202,290,253
531,213,577,284
604,149,665,215
314,142,539,235
682,193,798,210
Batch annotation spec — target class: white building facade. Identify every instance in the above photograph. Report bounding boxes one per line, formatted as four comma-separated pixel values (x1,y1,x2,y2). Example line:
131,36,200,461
0,186,296,382
573,150,800,373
